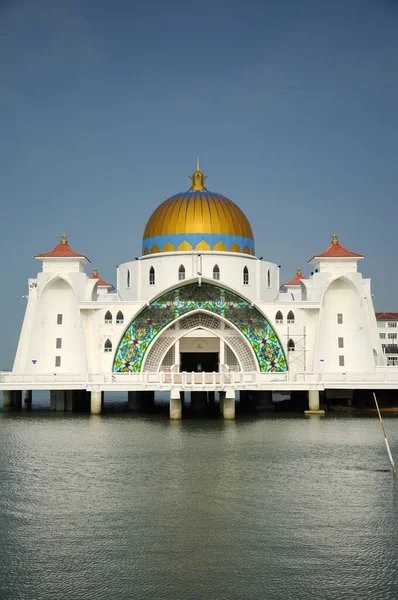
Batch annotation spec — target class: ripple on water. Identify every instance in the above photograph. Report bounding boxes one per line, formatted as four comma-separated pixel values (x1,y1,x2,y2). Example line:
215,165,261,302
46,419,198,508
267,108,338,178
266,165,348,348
0,414,397,600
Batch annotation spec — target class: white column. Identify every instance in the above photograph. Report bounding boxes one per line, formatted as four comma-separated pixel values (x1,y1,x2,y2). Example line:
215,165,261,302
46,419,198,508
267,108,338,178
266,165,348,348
2,390,13,408
219,340,225,368
223,390,235,420
170,388,182,420
23,390,32,404
91,391,102,415
308,390,320,411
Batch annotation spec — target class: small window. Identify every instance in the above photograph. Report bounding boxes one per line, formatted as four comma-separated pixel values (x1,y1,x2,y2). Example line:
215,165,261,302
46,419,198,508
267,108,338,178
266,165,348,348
178,265,185,281
55,356,61,367
127,269,131,289
287,311,295,324
337,313,343,324
213,265,220,280
105,311,112,324
104,339,112,353
388,333,397,340
388,322,397,328
267,269,271,288
275,311,283,324
243,266,249,285
57,314,63,325
288,338,295,352
149,266,155,285
380,333,386,339
339,355,345,367
56,338,62,349
116,311,124,324
338,337,344,348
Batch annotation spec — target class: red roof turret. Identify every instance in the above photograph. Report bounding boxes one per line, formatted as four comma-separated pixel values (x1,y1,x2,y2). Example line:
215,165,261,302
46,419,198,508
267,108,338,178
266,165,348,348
283,268,306,287
89,268,114,289
36,234,89,261
309,234,364,261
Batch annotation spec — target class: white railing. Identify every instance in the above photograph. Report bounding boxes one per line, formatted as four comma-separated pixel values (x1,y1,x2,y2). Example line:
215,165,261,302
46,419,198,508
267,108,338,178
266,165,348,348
1,369,398,388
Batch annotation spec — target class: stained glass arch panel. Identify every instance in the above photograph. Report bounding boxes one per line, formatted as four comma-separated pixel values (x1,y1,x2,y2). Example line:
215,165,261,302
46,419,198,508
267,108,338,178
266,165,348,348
113,282,287,373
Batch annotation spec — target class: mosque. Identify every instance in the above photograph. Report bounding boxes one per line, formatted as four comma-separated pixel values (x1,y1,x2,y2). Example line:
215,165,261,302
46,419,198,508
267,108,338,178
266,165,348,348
5,163,391,417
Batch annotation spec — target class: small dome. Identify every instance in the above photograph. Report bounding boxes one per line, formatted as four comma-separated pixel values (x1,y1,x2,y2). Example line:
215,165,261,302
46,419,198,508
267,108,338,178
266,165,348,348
142,165,254,256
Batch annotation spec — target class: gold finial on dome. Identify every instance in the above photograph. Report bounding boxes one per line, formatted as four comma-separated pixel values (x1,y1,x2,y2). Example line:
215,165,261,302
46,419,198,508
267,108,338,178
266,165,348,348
61,233,67,245
93,268,98,276
332,233,338,245
297,267,302,276
189,158,207,191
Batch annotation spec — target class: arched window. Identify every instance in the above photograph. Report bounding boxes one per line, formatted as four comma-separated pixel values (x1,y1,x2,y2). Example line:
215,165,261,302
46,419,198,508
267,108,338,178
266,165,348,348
116,311,124,324
127,269,130,289
105,311,112,324
104,338,112,353
178,265,185,281
275,311,283,324
213,265,220,280
243,266,249,285
149,266,155,286
288,338,295,352
287,310,295,324
267,269,271,288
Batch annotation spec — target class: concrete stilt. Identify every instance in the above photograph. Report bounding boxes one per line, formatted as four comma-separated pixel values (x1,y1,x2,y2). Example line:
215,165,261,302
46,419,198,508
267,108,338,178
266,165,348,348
170,389,182,420
12,391,22,410
50,390,67,411
305,390,325,415
223,390,235,420
23,390,32,405
219,391,225,414
90,391,102,415
128,391,141,411
191,391,208,411
255,390,274,412
2,390,13,409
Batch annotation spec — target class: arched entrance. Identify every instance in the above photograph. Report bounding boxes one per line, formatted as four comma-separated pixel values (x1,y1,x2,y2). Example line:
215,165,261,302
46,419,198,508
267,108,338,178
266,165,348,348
113,282,287,373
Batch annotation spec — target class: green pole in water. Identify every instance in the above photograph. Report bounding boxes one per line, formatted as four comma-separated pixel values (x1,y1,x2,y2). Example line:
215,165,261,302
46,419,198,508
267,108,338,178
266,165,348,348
373,393,397,478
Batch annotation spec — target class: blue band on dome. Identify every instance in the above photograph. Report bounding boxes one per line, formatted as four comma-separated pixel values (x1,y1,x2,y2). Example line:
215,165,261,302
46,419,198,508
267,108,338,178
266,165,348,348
142,234,255,254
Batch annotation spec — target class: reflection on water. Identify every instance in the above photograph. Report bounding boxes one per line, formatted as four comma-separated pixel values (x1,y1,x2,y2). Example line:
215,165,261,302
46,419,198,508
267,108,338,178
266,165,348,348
0,408,397,600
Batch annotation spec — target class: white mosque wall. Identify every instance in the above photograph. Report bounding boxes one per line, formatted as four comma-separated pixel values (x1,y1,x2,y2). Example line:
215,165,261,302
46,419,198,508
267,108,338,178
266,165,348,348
12,243,383,378
118,252,279,303
312,276,375,372
310,258,360,275
39,257,87,274
15,276,88,374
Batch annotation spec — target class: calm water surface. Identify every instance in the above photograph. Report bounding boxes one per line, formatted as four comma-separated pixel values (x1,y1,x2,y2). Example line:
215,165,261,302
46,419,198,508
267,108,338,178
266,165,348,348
0,403,397,600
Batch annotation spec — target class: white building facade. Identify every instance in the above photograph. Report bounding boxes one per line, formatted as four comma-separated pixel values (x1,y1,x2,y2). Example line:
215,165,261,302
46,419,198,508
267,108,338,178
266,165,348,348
6,165,387,417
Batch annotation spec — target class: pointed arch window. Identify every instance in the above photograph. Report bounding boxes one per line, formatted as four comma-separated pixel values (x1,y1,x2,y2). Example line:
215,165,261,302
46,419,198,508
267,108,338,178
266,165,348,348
127,269,131,289
213,265,220,280
267,269,271,288
243,266,249,285
275,311,283,324
288,338,295,352
178,265,185,281
116,311,124,324
287,310,295,324
104,338,112,353
149,266,155,286
105,311,112,324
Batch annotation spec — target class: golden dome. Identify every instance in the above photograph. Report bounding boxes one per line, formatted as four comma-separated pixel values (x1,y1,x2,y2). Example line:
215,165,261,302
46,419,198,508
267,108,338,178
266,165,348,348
142,165,254,256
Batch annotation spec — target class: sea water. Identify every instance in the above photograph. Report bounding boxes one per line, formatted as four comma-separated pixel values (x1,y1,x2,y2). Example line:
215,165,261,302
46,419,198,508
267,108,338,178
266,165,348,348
0,394,397,600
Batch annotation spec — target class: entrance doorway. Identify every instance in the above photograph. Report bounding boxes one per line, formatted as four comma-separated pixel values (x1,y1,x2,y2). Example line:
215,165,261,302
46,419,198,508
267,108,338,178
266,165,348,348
180,352,219,372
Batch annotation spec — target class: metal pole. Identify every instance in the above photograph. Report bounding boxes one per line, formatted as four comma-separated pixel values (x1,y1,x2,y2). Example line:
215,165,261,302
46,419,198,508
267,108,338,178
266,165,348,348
373,393,397,477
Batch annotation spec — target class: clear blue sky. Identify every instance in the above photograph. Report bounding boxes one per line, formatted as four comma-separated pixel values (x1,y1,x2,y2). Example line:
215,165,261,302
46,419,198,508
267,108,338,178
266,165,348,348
1,0,397,369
